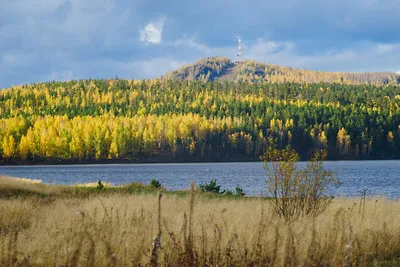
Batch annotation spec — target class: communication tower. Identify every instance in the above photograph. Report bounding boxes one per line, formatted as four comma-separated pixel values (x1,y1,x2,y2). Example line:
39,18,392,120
236,36,243,64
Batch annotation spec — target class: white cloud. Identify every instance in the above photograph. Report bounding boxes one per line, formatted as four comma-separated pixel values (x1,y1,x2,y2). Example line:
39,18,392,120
376,44,395,54
139,17,165,44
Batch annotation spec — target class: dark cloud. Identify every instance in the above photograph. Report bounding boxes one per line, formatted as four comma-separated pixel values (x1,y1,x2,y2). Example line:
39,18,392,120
0,0,399,88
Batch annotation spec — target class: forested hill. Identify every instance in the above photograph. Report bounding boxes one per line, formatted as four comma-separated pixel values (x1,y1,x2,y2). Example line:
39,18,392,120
161,56,400,85
1,78,400,164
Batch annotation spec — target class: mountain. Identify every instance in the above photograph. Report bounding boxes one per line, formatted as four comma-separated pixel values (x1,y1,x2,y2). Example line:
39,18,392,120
161,56,400,85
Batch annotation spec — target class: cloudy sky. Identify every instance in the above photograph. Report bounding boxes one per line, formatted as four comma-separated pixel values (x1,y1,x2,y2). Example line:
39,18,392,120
1,0,400,88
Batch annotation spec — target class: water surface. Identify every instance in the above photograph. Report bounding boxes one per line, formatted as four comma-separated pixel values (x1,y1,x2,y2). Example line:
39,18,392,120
1,161,399,198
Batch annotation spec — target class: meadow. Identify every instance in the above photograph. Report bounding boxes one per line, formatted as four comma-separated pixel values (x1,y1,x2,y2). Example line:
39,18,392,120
0,176,399,266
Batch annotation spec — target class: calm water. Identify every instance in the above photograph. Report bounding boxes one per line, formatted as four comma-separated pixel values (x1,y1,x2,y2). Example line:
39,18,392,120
1,161,399,198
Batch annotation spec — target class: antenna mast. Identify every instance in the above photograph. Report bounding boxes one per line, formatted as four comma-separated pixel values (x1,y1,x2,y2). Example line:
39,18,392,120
236,36,243,63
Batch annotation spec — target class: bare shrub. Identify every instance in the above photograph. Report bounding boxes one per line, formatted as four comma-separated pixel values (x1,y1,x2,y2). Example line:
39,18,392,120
262,138,340,221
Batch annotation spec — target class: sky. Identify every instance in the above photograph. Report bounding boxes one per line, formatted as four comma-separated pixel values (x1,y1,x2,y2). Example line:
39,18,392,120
1,0,400,88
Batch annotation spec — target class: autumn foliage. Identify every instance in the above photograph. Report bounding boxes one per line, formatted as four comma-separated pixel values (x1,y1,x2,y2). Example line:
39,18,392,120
1,78,400,162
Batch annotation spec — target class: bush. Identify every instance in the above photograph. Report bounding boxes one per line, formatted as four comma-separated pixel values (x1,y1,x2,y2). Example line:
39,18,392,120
262,138,340,221
150,179,162,189
225,189,234,195
96,180,104,191
123,180,165,192
199,179,225,194
199,180,245,197
235,186,245,196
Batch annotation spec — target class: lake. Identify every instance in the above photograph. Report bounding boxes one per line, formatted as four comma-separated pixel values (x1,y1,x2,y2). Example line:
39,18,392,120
1,161,399,198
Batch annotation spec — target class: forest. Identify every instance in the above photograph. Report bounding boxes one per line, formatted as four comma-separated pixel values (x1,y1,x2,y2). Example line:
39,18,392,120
1,78,400,163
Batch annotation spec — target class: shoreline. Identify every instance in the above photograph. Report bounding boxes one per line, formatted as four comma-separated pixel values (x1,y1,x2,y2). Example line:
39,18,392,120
1,156,400,166
0,175,396,200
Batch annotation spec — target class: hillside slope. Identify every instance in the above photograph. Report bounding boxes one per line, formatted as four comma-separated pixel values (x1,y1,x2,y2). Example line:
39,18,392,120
161,56,400,85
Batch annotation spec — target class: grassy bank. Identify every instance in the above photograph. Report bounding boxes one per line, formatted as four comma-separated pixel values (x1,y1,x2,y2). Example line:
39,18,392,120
0,176,399,266
0,176,246,200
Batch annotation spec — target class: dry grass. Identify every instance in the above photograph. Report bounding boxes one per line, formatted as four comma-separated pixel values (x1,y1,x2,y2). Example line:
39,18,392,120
74,182,112,188
0,176,160,199
0,178,399,266
0,176,45,191
0,176,57,199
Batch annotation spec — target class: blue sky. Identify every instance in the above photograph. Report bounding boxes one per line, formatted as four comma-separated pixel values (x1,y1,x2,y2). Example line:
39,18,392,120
1,0,400,88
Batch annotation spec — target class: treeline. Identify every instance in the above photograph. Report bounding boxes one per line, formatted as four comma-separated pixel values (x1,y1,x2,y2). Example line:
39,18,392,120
239,60,400,85
0,115,255,161
161,56,400,85
1,79,400,162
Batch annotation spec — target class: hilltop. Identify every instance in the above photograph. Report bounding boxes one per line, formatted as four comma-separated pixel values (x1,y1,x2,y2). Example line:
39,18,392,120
1,56,400,164
161,56,400,85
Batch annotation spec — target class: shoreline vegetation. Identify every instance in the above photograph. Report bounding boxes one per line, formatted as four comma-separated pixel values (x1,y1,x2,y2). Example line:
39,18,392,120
1,176,399,266
0,176,247,199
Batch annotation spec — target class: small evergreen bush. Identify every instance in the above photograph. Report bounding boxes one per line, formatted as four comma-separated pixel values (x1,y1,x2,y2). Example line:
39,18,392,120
96,180,104,191
199,179,224,194
150,179,162,189
235,186,245,196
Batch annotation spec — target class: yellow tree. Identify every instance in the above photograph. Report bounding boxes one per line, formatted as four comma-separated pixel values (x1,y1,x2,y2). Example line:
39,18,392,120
2,135,15,159
45,125,58,158
26,128,37,161
387,131,395,155
117,120,129,158
287,130,292,144
228,132,239,155
344,135,351,155
387,131,394,148
241,132,253,156
38,125,50,157
337,128,351,155
69,121,84,160
165,119,177,156
108,121,128,159
83,120,95,159
178,119,191,149
189,138,196,155
19,135,29,160
318,131,328,149
94,122,106,159
109,139,119,159
255,129,266,155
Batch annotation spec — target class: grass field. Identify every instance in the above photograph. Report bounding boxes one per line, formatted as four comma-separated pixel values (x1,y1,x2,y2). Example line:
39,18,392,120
0,176,399,266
